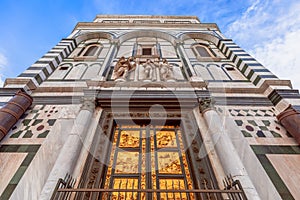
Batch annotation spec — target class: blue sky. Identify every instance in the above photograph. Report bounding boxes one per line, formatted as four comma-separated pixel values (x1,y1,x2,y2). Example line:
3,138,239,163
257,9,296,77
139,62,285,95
0,0,299,89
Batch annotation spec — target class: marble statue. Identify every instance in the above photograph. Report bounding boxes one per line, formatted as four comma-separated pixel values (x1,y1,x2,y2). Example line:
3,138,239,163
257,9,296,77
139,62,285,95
113,56,136,81
160,59,174,81
142,59,155,81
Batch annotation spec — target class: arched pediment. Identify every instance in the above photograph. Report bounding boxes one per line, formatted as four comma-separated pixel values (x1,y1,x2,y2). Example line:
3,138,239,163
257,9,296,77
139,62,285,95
73,32,115,44
179,32,221,45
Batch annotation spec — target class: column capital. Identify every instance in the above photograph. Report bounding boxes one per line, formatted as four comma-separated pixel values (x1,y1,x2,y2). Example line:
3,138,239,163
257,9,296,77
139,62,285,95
199,97,215,113
80,97,96,112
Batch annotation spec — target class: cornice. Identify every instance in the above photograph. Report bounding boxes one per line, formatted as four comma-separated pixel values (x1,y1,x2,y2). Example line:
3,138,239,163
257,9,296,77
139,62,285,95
72,22,220,33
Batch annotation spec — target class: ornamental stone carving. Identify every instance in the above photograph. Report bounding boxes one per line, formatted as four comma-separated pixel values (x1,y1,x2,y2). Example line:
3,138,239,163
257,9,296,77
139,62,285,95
80,97,96,112
199,97,215,113
160,59,174,81
112,56,136,81
142,59,155,81
112,57,182,82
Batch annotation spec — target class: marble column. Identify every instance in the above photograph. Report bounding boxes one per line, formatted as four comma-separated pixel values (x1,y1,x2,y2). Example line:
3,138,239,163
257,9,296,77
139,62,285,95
199,97,260,200
277,104,300,144
39,97,96,200
175,40,203,81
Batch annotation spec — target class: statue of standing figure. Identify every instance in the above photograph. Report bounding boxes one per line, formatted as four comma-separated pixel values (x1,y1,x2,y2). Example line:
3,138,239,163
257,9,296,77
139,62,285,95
142,59,155,81
160,59,174,81
113,56,136,81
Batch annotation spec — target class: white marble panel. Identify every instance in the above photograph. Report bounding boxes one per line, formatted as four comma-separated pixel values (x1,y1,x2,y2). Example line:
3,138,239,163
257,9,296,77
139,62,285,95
194,65,213,80
184,48,196,59
161,45,177,58
172,66,185,81
65,64,87,80
98,47,109,58
82,63,101,79
48,65,71,80
208,65,230,80
117,45,133,57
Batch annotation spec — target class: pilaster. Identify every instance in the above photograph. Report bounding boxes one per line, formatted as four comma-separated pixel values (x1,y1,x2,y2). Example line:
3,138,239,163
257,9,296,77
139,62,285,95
39,97,96,200
198,97,261,199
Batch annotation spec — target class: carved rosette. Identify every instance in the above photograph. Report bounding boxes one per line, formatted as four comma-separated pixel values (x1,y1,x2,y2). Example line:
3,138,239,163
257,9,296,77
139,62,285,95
199,97,215,113
277,105,300,144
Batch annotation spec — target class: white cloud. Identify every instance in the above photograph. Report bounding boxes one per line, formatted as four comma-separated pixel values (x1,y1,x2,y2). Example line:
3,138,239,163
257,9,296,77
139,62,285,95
226,0,300,90
0,52,8,87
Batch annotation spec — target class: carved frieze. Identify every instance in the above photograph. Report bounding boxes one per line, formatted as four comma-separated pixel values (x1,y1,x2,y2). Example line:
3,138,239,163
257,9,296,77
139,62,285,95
111,57,181,82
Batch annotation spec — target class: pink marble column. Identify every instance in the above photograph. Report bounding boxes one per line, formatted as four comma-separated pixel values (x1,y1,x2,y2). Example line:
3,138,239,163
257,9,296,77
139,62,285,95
277,105,300,144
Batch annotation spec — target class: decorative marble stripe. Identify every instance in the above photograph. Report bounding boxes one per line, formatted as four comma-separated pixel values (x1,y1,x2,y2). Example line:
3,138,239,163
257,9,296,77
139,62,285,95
236,59,243,68
60,39,76,49
251,145,300,200
259,75,278,79
0,144,41,199
234,53,252,57
55,43,74,54
244,63,263,67
219,40,283,86
47,49,66,55
253,76,261,86
268,89,300,106
240,58,256,61
252,68,271,72
231,49,246,53
18,73,36,78
241,64,248,74
246,69,255,79
27,67,44,70
52,46,70,55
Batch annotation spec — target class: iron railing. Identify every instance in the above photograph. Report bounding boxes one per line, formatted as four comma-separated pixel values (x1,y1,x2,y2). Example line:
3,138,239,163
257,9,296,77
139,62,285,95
51,175,247,200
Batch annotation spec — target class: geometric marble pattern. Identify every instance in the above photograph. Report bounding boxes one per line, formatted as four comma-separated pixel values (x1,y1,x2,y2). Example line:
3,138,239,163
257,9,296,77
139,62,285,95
234,119,290,138
229,109,275,117
228,108,290,138
0,104,79,198
8,105,57,139
251,145,300,200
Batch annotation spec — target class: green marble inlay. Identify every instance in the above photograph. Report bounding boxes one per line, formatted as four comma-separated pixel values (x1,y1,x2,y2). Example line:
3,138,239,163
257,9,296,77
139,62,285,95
32,119,43,126
241,130,252,137
23,130,33,138
22,119,31,126
248,120,257,126
10,130,22,138
262,120,271,126
259,126,268,131
0,144,41,199
251,145,300,200
270,131,282,138
37,130,50,138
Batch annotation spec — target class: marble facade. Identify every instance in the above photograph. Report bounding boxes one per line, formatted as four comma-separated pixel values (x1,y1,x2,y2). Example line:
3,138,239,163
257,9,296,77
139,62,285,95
0,15,299,200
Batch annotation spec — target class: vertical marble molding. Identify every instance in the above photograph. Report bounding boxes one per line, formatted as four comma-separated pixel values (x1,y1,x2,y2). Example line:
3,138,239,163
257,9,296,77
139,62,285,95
277,105,300,144
176,41,200,81
198,98,261,200
98,40,119,78
39,98,96,200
